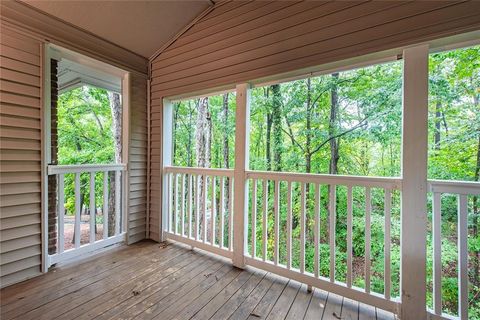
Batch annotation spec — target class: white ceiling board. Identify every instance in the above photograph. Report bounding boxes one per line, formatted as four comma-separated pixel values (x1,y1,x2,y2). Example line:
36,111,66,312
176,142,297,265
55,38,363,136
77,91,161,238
21,0,211,58
58,58,122,94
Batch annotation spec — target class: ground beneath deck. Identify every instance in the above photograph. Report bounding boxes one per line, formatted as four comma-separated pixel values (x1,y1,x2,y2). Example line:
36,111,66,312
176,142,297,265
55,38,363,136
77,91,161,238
0,240,396,320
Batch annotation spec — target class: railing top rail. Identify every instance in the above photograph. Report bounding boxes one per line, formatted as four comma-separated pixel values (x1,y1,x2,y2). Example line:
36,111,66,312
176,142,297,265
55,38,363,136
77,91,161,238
48,163,127,175
164,166,234,177
428,179,480,195
246,170,402,190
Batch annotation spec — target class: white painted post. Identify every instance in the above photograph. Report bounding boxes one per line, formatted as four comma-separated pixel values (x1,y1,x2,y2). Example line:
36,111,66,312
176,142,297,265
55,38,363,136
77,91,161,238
161,99,174,241
232,83,250,268
401,44,429,320
114,170,121,235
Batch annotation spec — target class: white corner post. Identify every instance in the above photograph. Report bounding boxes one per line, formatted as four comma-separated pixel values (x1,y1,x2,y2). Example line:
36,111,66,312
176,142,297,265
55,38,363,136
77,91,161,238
232,83,250,268
161,98,173,242
401,44,429,319
41,43,52,273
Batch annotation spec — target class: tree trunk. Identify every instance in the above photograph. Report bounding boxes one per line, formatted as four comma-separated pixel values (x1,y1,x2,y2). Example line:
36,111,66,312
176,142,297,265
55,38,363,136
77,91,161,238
196,97,211,237
187,101,193,167
222,93,230,211
327,74,340,237
266,113,272,171
305,78,312,175
434,101,441,151
108,92,122,236
271,84,282,172
173,104,180,164
329,73,340,175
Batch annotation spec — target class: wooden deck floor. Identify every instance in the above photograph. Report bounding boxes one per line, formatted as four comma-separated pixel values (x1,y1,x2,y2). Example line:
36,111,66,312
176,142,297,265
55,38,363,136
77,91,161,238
1,240,396,320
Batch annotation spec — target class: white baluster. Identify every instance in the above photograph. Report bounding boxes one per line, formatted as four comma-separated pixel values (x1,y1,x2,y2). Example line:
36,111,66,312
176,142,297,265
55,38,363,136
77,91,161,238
195,174,200,240
287,181,292,269
228,177,233,251
174,173,179,234
187,174,192,239
262,179,268,261
167,173,173,233
211,176,216,245
329,184,336,282
300,182,306,273
384,188,392,300
58,174,65,253
180,174,185,237
273,180,280,265
219,176,225,248
314,183,321,278
458,194,468,320
89,172,95,244
103,172,108,239
251,178,257,258
432,191,442,314
365,187,371,293
203,175,207,243
347,186,353,287
74,173,81,248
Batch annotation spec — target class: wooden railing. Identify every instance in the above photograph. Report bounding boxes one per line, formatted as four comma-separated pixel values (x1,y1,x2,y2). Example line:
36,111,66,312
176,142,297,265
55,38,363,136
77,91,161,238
163,166,402,313
47,164,126,265
163,166,234,259
163,166,479,318
244,170,402,314
428,180,480,320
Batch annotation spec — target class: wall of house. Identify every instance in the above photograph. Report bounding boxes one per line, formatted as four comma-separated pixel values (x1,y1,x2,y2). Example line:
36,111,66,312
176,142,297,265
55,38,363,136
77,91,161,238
0,3,149,286
149,1,480,241
0,27,43,287
127,75,148,244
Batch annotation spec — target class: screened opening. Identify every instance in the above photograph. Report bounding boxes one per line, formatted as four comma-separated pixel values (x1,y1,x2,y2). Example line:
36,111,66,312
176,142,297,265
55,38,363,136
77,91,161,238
425,45,480,317
172,92,236,169
50,53,125,254
247,60,404,298
249,60,403,177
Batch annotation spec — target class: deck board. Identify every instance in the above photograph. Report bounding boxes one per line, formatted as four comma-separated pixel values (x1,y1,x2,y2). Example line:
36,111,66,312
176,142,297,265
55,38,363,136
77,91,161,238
0,240,396,320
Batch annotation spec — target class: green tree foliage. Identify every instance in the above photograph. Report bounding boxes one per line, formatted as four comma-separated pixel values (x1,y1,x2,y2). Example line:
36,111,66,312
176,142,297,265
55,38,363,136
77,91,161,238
57,86,115,215
170,46,479,318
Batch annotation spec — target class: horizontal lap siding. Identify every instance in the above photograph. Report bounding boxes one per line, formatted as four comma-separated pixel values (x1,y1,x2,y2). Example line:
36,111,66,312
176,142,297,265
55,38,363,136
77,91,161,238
151,1,480,97
128,75,148,244
148,95,161,242
0,27,42,287
148,0,480,241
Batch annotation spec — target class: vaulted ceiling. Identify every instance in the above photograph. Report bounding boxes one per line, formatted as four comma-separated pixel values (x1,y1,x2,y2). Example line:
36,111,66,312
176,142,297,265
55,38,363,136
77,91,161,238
21,0,211,58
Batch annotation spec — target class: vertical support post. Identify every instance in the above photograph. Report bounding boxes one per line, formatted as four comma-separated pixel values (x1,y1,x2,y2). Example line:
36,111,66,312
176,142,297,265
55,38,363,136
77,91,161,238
161,99,174,241
401,44,429,319
114,170,121,235
233,83,250,268
41,44,51,272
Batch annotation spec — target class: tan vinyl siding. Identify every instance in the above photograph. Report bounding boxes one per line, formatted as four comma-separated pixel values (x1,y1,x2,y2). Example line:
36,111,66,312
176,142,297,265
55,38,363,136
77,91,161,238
0,27,43,287
148,97,161,242
127,75,148,244
148,1,480,241
151,1,480,98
